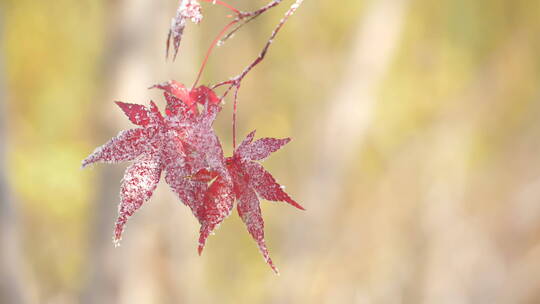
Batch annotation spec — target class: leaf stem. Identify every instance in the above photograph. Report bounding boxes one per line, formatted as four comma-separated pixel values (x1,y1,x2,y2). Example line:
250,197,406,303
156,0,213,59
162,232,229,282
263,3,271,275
192,19,238,90
200,0,240,14
194,0,292,91
232,85,240,149
216,0,305,150
196,0,304,150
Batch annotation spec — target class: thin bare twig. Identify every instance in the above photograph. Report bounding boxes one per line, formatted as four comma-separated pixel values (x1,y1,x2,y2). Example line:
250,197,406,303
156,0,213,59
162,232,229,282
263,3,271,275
212,0,305,150
192,19,238,89
191,0,286,88
218,0,284,45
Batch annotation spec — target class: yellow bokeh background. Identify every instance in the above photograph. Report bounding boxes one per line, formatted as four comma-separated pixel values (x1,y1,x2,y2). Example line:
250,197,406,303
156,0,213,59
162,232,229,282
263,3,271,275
2,0,540,303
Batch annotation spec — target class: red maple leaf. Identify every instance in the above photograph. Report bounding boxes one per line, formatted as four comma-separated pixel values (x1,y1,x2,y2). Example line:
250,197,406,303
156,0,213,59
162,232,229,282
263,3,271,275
151,80,235,253
156,81,306,268
82,82,231,246
225,131,305,273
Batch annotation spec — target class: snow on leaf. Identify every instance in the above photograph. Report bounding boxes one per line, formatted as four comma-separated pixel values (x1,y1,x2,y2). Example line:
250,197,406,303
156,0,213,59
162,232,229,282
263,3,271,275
151,81,220,116
237,135,291,161
186,101,234,251
165,168,207,218
226,130,304,273
115,101,151,126
244,161,304,210
190,85,220,106
81,128,147,168
167,0,203,60
235,171,278,273
237,130,256,151
83,83,302,273
197,175,234,254
150,81,191,110
115,158,162,245
82,83,230,244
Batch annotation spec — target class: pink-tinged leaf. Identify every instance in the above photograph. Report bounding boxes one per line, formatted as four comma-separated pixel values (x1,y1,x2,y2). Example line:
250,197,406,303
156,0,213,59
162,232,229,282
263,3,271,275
206,101,221,119
151,82,220,116
151,81,193,111
236,181,278,273
236,130,256,154
197,176,234,254
164,92,193,117
166,170,207,218
81,128,147,168
83,81,232,245
190,85,220,105
191,168,218,182
239,136,291,161
245,162,304,210
151,80,189,101
115,101,150,126
147,100,165,125
161,130,208,217
184,102,228,178
225,132,303,272
114,158,162,244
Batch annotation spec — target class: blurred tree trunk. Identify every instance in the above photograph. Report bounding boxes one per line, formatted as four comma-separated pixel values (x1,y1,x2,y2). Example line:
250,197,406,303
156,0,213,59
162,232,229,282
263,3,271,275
80,0,166,302
80,0,201,303
0,8,32,304
291,0,409,249
277,0,410,301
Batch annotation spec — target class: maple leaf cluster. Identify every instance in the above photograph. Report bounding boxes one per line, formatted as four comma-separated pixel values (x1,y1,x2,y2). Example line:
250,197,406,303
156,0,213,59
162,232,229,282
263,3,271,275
83,0,305,273
83,81,303,273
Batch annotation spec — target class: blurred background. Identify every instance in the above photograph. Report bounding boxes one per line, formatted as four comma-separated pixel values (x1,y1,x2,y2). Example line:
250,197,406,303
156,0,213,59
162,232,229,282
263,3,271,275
1,0,540,303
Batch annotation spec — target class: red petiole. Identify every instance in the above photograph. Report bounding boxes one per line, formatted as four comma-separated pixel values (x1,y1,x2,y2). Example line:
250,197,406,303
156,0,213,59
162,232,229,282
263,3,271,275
192,0,304,150
200,0,240,14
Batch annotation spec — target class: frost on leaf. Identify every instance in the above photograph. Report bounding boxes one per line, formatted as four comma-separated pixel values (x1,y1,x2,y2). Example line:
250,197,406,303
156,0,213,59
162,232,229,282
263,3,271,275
152,80,234,252
116,158,161,245
82,82,229,244
226,131,304,273
151,80,219,115
84,0,305,274
196,174,234,254
167,0,203,60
